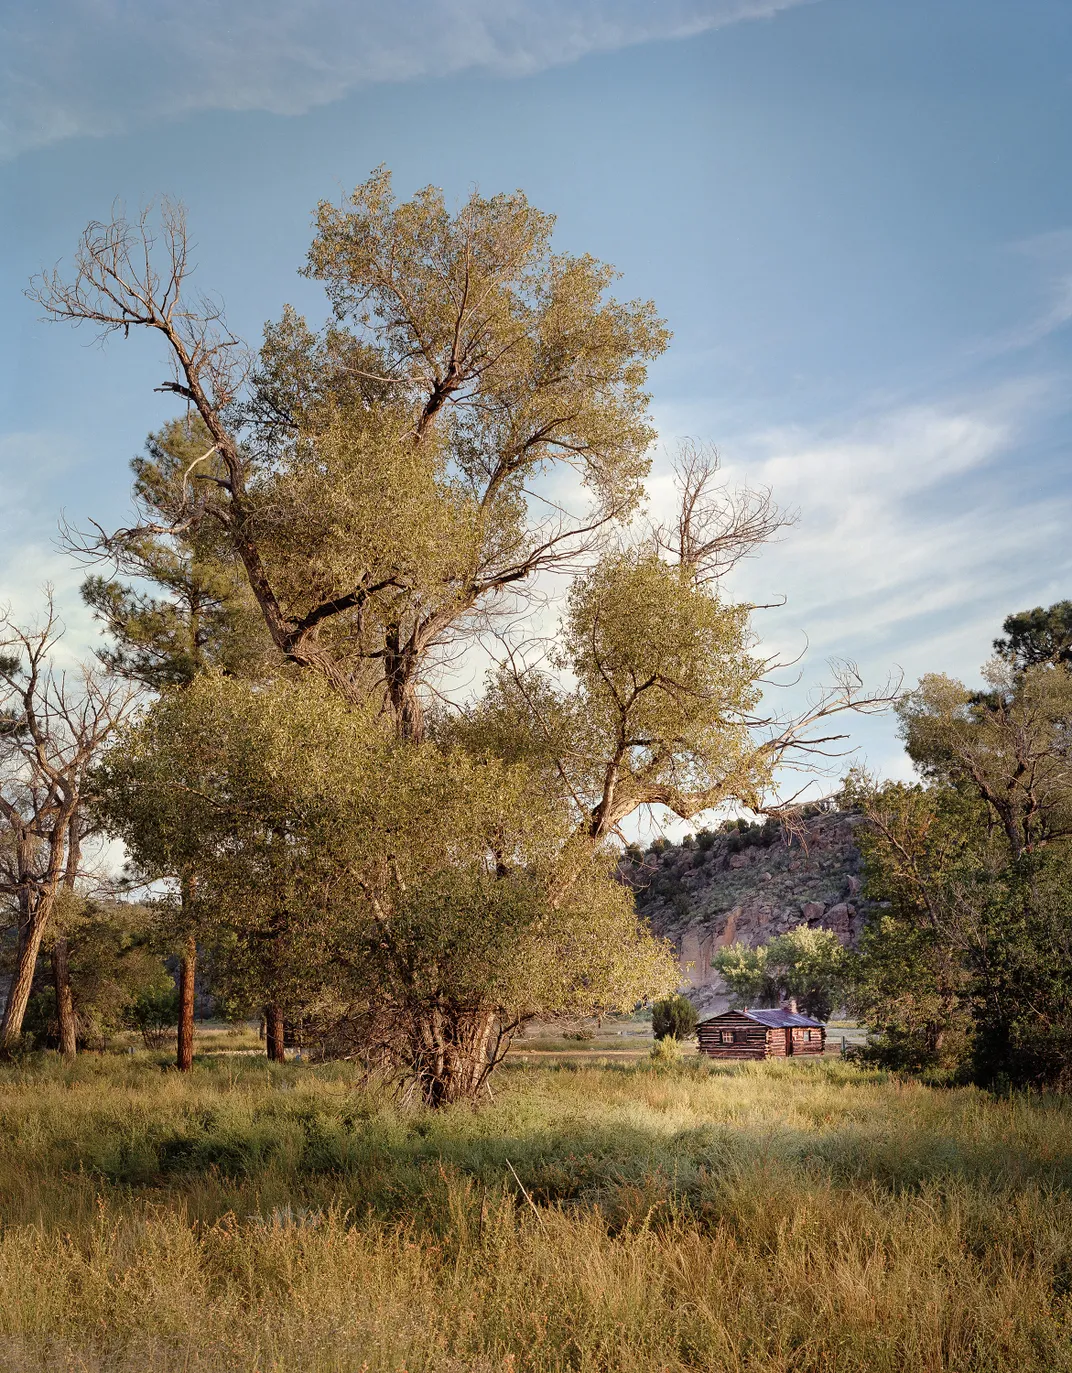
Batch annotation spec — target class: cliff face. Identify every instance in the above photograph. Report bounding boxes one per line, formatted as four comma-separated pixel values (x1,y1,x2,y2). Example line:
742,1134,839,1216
620,811,869,1015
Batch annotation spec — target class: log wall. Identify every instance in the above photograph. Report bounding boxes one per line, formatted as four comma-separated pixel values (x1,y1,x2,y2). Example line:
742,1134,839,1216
697,1010,770,1060
697,1013,827,1060
788,1026,825,1056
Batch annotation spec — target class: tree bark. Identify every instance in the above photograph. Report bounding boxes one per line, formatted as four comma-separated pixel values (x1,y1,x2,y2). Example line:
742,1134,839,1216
0,901,52,1050
177,933,197,1071
266,1005,285,1062
53,813,83,1059
52,938,77,1057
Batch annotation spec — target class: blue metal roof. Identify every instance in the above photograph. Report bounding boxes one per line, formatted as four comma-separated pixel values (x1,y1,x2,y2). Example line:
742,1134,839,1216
699,1008,825,1029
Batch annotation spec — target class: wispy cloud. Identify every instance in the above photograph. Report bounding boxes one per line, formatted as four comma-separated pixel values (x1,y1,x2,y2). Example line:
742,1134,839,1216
645,376,1071,788
0,0,816,159
0,431,100,666
704,379,1071,683
978,230,1072,356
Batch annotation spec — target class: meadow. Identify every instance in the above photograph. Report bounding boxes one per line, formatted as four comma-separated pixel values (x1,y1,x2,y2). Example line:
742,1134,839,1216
0,1054,1070,1373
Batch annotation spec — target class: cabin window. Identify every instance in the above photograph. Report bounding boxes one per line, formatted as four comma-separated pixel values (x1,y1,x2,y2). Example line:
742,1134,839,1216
803,1029,813,1041
719,1030,735,1044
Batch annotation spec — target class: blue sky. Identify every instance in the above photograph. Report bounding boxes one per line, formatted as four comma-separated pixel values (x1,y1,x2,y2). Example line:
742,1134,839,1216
2,0,1071,811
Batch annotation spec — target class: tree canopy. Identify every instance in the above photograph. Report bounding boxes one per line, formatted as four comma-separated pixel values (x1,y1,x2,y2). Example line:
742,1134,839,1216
28,170,894,1097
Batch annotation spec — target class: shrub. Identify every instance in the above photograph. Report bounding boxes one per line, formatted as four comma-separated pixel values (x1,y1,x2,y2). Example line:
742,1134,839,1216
124,980,180,1050
652,994,698,1041
649,1034,681,1065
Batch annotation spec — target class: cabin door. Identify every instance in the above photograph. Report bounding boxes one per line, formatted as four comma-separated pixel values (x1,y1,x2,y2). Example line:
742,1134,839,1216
785,1028,794,1056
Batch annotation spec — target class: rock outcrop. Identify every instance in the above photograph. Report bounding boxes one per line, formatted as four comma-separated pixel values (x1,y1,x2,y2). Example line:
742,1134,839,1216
619,810,869,1016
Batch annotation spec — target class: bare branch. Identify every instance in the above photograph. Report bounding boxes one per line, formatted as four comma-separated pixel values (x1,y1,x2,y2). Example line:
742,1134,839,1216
653,439,796,584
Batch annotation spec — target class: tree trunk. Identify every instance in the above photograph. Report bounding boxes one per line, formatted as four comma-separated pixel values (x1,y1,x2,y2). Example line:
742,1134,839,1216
266,1005,285,1062
177,934,197,1071
0,906,51,1050
51,938,77,1057
54,813,83,1059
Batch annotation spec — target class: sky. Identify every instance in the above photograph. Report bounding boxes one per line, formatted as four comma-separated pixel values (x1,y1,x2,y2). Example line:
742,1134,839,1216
2,0,1071,825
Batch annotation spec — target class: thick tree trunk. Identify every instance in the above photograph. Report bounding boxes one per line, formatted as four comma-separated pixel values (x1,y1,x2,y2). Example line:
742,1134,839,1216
415,1009,504,1106
0,907,50,1050
51,938,77,1057
266,1005,285,1062
177,934,197,1071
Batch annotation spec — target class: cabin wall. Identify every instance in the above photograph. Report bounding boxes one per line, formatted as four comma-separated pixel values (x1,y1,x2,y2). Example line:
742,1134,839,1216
789,1027,825,1056
766,1029,787,1057
697,1012,827,1060
697,1011,769,1060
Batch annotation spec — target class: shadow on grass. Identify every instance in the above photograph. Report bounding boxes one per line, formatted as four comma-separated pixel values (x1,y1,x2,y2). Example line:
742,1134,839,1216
1,1054,1068,1233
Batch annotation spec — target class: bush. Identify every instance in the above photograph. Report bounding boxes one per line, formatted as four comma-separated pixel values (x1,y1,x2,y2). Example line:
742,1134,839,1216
652,994,698,1041
649,1034,681,1065
124,980,180,1050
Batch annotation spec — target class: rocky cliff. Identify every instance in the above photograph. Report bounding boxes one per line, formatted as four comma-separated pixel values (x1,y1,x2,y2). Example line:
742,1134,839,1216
620,810,869,1015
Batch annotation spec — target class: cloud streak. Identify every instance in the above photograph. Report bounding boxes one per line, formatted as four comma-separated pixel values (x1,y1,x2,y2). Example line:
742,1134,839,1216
727,384,1071,692
1,0,816,159
644,377,1072,787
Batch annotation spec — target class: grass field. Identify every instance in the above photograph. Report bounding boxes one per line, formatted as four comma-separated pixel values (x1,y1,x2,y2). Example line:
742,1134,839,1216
0,1054,1070,1372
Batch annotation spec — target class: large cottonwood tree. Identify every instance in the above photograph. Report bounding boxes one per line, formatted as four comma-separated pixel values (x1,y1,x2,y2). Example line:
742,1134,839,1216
41,172,892,1098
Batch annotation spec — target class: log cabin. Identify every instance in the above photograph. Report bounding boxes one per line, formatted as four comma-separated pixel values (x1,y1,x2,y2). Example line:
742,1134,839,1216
696,1007,826,1060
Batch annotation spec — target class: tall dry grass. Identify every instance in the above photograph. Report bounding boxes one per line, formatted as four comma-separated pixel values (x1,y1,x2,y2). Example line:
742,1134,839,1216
0,1054,1069,1371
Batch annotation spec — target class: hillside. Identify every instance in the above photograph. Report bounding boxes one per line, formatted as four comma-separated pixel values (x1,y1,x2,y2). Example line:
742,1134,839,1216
619,809,870,1015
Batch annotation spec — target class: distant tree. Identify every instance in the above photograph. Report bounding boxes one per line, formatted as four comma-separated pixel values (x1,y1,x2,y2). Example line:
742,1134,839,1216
994,600,1072,670
849,653,1072,1087
714,926,848,1020
32,895,176,1050
711,942,773,1007
77,417,269,1070
0,601,136,1052
652,993,698,1041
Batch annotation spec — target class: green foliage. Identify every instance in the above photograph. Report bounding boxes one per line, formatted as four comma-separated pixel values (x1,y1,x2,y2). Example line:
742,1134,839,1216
19,896,174,1051
853,659,1072,1085
847,778,978,1070
967,851,1072,1091
995,599,1072,669
648,1033,682,1065
849,755,1072,1085
651,994,699,1041
97,673,678,1102
897,664,1072,856
81,418,267,690
714,926,848,1020
124,981,180,1050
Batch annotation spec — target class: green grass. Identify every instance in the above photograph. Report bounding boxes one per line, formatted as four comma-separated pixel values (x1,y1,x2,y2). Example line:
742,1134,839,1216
0,1054,1070,1371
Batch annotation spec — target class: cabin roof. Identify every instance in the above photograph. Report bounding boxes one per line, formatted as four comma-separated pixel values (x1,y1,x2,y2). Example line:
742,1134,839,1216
698,1008,825,1029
